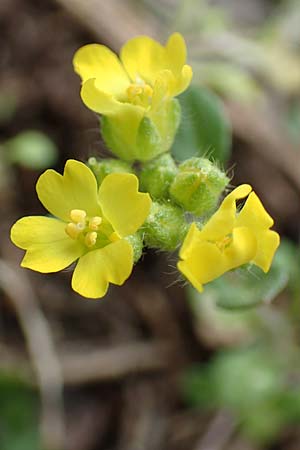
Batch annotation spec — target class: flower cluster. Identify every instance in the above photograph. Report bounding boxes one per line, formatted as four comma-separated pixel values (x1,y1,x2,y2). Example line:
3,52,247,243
10,34,279,299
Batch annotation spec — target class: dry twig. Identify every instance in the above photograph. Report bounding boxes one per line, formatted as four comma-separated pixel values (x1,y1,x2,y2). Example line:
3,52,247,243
118,380,168,450
1,340,175,385
0,260,65,450
193,411,236,450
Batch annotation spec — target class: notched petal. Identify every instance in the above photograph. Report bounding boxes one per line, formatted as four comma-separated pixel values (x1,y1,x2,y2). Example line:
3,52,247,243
99,173,152,237
36,159,100,221
71,239,133,298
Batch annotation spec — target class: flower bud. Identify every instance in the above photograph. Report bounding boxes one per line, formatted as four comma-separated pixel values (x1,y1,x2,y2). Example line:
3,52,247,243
143,201,188,251
170,157,229,216
140,154,178,200
125,232,144,263
101,99,181,162
88,157,133,185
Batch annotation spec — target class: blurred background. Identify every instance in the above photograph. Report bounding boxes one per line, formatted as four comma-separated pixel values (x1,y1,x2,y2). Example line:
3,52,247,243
1,0,300,449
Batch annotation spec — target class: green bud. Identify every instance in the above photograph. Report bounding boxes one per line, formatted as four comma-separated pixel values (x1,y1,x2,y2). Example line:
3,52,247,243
125,232,144,263
87,157,133,185
143,201,188,251
101,99,181,162
140,154,178,199
170,157,229,216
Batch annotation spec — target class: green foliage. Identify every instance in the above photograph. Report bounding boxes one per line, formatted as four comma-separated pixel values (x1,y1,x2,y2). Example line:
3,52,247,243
183,346,300,444
188,284,258,346
4,130,58,170
172,85,231,163
0,373,39,450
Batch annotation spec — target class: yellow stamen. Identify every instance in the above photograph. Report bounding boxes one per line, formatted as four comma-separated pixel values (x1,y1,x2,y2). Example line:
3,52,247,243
89,216,102,231
70,209,87,224
85,231,97,247
216,235,232,252
65,222,81,239
143,84,153,97
127,83,153,106
127,85,143,99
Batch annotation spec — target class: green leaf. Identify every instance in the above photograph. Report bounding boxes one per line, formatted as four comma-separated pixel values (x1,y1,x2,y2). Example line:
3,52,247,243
181,365,216,409
182,345,300,445
172,85,231,163
188,284,257,346
0,373,39,450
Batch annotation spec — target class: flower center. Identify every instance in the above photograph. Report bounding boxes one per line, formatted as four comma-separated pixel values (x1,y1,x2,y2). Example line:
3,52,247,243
126,82,153,107
65,209,118,248
215,235,232,252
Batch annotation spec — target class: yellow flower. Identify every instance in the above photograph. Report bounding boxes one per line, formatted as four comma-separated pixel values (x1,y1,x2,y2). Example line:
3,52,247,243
10,160,151,299
178,184,280,292
73,33,193,161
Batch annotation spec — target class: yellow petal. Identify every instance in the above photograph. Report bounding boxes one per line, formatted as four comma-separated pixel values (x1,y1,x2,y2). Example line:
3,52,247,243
177,260,204,293
98,173,151,237
223,226,257,270
80,78,123,114
200,184,252,241
178,240,227,287
235,191,274,231
71,239,133,298
178,223,257,291
121,35,165,85
179,222,201,260
150,67,192,106
120,33,192,96
252,229,280,273
73,44,129,97
165,33,187,76
10,216,85,273
151,73,169,110
156,33,193,97
81,78,144,117
174,65,193,96
36,159,100,221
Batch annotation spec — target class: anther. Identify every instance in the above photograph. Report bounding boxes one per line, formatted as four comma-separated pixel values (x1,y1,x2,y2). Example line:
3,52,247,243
89,216,102,231
127,84,142,100
143,84,153,97
85,231,97,247
216,235,232,252
65,223,81,239
70,209,87,224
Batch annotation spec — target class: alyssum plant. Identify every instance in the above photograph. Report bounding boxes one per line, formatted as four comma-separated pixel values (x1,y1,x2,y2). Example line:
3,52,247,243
10,33,279,299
